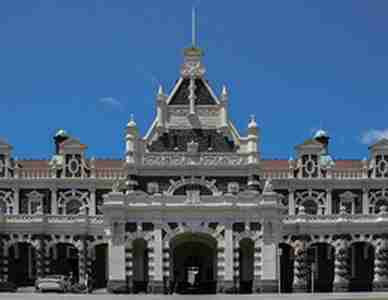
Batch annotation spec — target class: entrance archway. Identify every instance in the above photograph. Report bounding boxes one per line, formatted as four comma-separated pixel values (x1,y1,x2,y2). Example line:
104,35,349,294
92,243,108,289
239,238,254,293
279,243,294,293
50,243,79,283
132,238,149,293
306,243,335,292
170,233,217,294
8,242,36,286
348,242,374,292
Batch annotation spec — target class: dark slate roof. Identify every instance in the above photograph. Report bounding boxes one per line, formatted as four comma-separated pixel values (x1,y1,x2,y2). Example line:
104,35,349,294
169,78,217,105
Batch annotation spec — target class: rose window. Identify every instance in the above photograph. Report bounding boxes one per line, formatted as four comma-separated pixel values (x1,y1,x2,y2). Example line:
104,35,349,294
68,158,80,175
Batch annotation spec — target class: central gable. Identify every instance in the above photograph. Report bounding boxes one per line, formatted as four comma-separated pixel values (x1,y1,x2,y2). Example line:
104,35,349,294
168,78,218,106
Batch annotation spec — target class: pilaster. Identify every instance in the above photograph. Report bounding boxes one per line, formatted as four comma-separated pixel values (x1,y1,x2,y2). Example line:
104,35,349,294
107,221,127,293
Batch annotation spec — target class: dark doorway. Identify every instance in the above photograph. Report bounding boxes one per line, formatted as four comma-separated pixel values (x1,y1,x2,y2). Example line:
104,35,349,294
239,238,254,293
92,243,108,289
50,243,79,283
306,243,335,292
348,242,374,292
8,242,36,286
132,239,149,293
279,243,294,293
171,233,217,294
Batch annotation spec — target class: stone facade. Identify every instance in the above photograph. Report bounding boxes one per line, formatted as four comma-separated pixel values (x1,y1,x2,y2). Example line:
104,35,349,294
0,46,388,294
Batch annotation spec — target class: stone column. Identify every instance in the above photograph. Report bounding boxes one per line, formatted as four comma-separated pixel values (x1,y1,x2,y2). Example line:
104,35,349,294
107,222,127,293
223,222,235,292
32,237,45,278
288,189,295,216
292,242,308,292
373,238,388,291
362,188,369,214
217,239,225,292
77,237,87,285
233,240,240,292
89,188,96,216
3,242,8,282
252,240,262,293
51,188,57,215
261,239,278,292
13,188,19,215
125,246,133,293
0,237,4,281
148,225,164,293
333,239,349,292
163,241,170,294
326,189,332,215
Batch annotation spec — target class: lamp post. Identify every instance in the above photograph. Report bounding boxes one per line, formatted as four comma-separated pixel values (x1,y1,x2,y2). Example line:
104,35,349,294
277,247,282,294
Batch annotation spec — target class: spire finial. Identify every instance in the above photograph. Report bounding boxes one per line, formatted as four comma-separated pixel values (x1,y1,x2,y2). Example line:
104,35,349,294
221,85,228,97
192,6,196,47
157,84,163,96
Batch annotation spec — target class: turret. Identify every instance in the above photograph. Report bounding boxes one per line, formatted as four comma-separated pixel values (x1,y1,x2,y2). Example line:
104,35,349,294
125,114,139,164
247,115,260,163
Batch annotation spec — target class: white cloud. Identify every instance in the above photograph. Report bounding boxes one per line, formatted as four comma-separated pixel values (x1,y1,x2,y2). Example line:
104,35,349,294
361,129,388,145
98,97,122,108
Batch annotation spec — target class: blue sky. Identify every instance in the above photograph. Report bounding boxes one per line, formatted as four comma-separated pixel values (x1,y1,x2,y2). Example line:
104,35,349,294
0,0,388,160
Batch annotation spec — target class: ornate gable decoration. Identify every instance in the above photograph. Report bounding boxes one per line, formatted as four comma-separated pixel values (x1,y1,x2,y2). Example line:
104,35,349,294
166,176,220,196
368,138,388,178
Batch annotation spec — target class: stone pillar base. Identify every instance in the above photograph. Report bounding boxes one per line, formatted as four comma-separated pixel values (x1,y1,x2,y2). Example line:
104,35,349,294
148,280,165,294
260,279,278,293
333,281,348,292
293,282,307,293
217,280,235,293
107,280,128,294
374,280,388,291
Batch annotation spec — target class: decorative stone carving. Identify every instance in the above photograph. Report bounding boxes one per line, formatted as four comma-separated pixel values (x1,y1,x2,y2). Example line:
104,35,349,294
143,153,247,167
333,239,349,292
374,238,388,290
187,140,199,154
292,241,308,292
263,179,273,194
112,180,122,193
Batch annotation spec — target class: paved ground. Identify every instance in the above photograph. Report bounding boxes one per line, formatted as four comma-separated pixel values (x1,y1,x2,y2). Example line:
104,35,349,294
1,292,388,300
